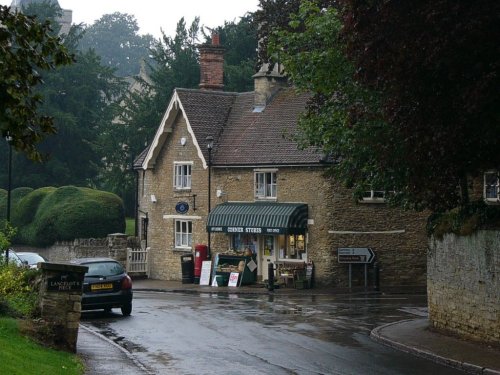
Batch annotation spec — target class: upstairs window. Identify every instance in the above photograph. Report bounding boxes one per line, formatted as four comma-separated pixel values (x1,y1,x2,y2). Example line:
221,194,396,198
484,171,499,202
255,170,277,199
175,220,192,249
360,190,387,203
174,162,192,190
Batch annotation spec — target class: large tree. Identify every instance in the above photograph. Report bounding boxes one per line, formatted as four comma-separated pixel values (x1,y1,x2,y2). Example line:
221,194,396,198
257,0,500,212
0,4,73,161
79,12,155,77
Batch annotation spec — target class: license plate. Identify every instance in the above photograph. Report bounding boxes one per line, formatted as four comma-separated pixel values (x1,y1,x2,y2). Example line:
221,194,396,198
91,283,113,291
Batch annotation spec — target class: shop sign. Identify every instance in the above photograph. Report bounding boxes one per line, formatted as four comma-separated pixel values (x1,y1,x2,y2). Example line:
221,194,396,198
47,273,83,292
208,226,285,234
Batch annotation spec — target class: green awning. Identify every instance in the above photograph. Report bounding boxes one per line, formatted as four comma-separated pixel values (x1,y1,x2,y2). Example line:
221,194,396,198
207,202,308,235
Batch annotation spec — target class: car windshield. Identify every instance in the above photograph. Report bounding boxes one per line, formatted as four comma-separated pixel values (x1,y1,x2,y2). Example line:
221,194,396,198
18,253,45,265
85,262,124,277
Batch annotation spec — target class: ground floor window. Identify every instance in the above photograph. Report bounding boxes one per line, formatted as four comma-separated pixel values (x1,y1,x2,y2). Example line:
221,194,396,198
484,171,499,202
175,220,192,249
279,234,306,260
231,233,257,254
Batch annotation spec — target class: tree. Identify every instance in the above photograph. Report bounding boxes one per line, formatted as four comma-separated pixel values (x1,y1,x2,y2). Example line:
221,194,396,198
0,5,73,161
211,14,258,92
79,12,155,77
258,0,500,212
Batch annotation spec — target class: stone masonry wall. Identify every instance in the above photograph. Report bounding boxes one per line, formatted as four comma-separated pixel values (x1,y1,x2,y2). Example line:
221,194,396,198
327,181,429,288
428,231,500,344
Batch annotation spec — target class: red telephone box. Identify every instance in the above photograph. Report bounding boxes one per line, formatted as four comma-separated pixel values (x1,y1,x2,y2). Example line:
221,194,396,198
194,244,208,283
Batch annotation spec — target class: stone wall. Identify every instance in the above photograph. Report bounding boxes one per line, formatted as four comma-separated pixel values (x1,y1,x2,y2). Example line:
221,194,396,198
17,234,130,269
428,231,500,344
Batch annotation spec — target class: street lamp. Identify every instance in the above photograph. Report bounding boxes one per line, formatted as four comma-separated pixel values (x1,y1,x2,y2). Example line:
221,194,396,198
206,136,214,257
4,133,13,262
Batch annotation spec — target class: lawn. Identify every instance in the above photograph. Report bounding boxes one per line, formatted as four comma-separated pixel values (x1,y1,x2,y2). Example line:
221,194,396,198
0,317,84,375
125,217,135,236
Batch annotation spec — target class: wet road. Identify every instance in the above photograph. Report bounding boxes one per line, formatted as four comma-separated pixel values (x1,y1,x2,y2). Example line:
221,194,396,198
81,291,463,374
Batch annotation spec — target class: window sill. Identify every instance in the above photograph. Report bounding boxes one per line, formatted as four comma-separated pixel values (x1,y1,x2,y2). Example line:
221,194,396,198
358,198,387,204
484,198,500,205
173,247,192,252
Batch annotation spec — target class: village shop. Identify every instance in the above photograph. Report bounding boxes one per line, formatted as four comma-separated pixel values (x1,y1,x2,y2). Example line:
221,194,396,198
206,202,309,283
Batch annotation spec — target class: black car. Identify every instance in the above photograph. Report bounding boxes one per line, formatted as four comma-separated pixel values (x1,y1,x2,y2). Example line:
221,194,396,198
71,258,133,316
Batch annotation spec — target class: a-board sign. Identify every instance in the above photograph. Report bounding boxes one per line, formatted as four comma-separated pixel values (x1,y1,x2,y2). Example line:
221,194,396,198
47,273,83,292
228,272,240,287
199,261,212,286
337,248,375,264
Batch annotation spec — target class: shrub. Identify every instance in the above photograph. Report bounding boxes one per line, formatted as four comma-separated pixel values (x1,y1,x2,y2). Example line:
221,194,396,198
0,263,40,318
427,200,500,239
15,186,125,246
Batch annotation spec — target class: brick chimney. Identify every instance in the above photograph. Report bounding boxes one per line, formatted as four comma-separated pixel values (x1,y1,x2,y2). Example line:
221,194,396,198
198,34,225,91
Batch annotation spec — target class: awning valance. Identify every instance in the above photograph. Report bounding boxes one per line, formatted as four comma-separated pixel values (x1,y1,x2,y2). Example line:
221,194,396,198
207,202,308,235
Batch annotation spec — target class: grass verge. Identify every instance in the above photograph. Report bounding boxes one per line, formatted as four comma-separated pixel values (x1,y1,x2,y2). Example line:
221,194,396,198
0,317,84,375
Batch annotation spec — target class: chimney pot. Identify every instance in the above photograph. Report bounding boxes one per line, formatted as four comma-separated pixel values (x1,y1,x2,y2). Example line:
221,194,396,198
211,33,220,46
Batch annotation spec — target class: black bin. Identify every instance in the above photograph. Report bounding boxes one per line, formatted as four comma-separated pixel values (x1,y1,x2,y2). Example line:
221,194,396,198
180,254,194,284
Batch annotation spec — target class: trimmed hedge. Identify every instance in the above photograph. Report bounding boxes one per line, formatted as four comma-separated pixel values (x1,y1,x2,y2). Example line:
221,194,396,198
8,186,125,246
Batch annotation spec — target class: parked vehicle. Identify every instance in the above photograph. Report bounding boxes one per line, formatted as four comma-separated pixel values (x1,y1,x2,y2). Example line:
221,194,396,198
70,258,133,316
16,252,47,269
0,249,26,267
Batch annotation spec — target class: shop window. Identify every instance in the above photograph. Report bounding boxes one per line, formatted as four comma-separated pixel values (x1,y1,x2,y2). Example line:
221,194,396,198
231,234,256,255
173,162,192,190
175,220,192,249
484,171,500,203
279,234,306,260
255,170,277,199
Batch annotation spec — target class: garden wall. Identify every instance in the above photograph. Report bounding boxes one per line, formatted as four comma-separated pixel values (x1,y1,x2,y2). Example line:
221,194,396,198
427,230,499,344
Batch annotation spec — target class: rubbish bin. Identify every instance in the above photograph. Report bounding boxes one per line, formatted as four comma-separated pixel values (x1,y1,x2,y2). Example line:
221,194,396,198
180,254,194,284
194,244,208,284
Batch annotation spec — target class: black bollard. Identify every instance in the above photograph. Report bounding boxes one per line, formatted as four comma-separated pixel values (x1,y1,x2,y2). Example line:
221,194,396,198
267,262,274,291
373,262,380,292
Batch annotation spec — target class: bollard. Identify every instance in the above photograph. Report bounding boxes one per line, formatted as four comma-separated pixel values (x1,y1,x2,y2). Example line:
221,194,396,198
267,262,274,291
373,261,380,292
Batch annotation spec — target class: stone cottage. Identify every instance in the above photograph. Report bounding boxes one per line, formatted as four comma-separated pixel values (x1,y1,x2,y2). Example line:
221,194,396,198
133,35,428,288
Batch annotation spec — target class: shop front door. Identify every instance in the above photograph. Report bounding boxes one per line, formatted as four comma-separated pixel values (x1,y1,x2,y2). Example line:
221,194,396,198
260,235,276,281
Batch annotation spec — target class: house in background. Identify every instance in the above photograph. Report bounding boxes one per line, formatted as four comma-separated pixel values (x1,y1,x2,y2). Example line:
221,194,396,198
133,35,428,288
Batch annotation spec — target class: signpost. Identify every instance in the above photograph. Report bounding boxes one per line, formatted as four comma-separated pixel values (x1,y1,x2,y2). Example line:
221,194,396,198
337,248,376,288
337,248,375,264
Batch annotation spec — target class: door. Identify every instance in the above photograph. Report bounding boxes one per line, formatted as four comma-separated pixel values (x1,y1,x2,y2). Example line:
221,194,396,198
260,235,276,281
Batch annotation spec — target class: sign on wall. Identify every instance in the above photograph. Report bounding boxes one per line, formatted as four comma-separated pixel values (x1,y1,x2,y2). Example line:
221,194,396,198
47,273,83,292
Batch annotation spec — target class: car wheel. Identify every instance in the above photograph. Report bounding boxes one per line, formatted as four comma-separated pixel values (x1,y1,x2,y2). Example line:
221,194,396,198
121,303,132,316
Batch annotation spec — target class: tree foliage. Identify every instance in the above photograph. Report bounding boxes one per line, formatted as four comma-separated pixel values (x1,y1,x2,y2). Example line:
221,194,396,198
0,4,73,161
79,12,155,77
258,0,500,212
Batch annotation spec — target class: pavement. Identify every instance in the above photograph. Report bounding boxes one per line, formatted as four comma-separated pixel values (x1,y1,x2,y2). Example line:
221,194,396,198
77,278,500,375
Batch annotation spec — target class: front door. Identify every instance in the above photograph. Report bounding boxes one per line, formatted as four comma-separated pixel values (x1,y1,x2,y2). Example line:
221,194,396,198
260,235,276,281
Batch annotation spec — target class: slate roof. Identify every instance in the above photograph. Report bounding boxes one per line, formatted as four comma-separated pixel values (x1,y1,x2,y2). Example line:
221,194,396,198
135,85,324,169
177,87,321,167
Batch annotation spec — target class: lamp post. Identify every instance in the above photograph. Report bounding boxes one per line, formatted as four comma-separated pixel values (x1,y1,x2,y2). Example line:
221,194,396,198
4,133,13,262
206,136,214,257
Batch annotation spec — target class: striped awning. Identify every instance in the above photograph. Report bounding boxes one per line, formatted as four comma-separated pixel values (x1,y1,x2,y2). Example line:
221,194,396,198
207,202,308,235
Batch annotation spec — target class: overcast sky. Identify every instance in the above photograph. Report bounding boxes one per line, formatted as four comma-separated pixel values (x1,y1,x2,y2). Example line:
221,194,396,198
0,0,260,38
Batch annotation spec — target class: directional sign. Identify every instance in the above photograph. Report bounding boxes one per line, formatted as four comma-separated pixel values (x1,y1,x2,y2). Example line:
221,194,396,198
337,248,375,264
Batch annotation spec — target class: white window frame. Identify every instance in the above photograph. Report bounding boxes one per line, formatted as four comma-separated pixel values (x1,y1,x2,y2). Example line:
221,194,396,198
173,162,193,190
360,190,388,203
254,169,277,200
484,171,500,203
175,219,192,249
